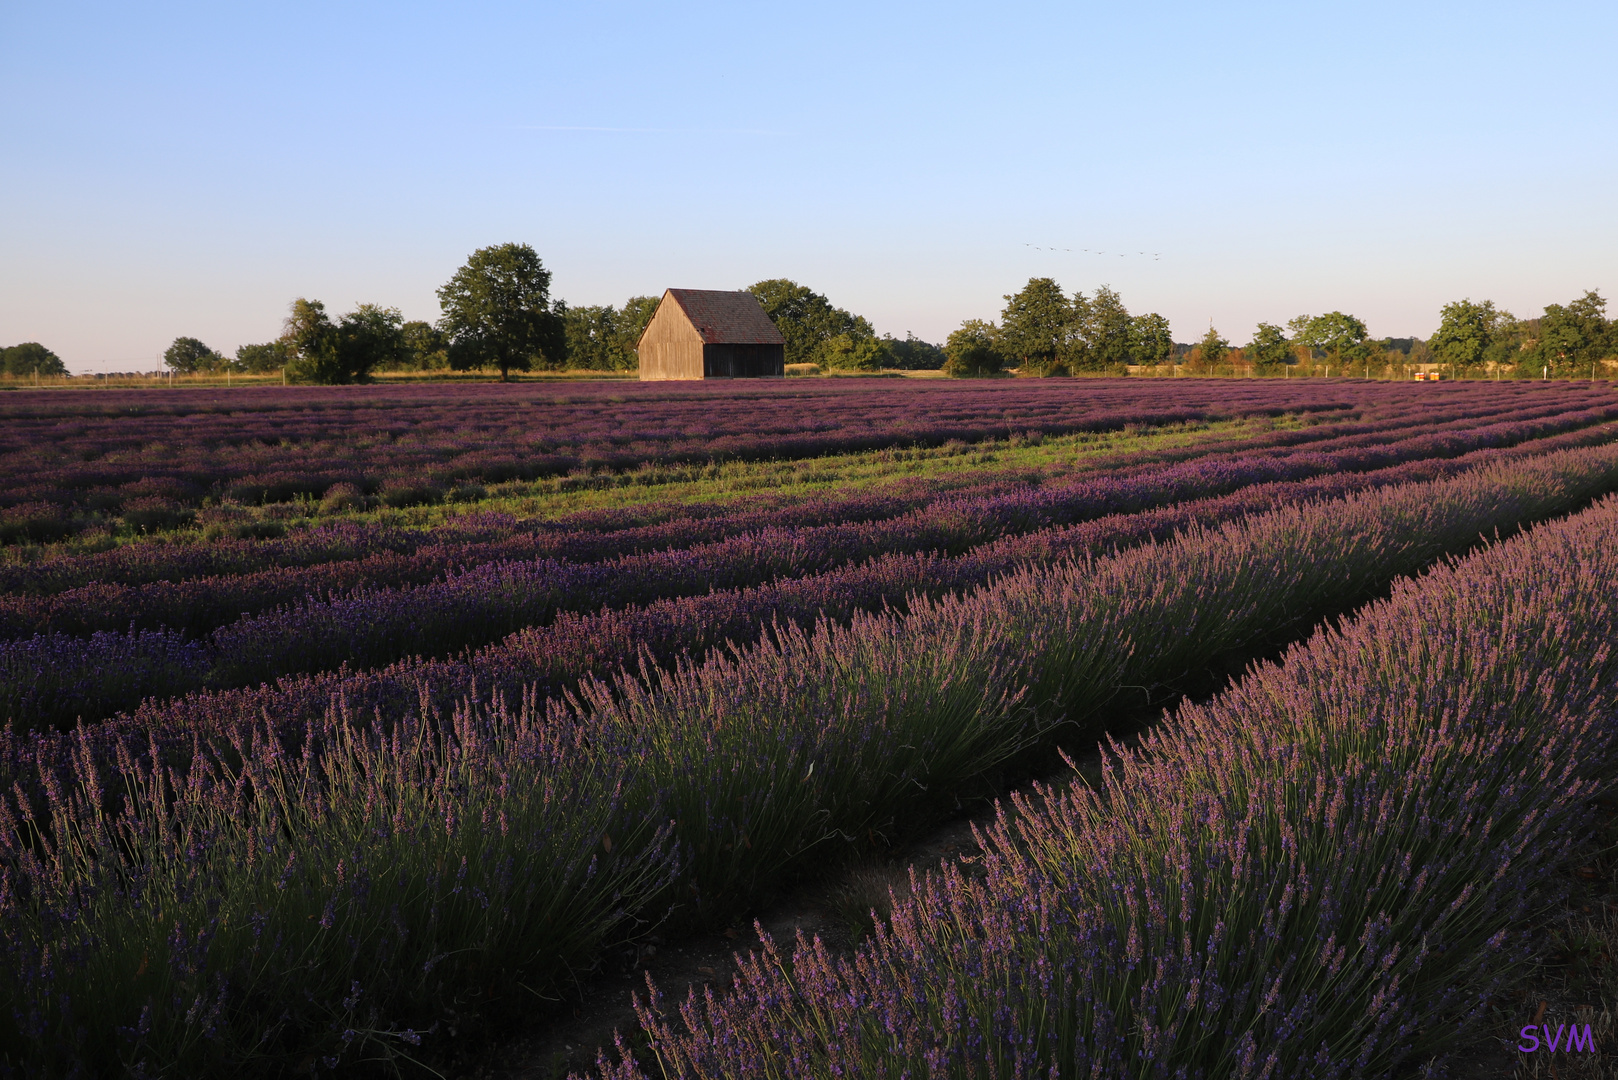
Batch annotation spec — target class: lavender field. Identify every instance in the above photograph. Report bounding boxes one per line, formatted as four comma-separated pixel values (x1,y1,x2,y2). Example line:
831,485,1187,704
2,378,1617,1076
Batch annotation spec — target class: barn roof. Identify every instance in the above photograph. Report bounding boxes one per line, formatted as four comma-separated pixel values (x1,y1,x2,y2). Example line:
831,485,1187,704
659,289,786,346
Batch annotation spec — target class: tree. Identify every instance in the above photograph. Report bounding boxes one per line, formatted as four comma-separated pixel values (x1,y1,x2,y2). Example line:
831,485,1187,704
1289,311,1369,367
1,343,68,378
163,337,222,374
1247,323,1292,369
560,297,659,372
998,278,1074,375
281,299,405,384
1073,285,1133,370
1195,325,1230,368
1532,290,1611,375
616,295,660,366
1429,299,1506,372
745,279,873,367
563,304,624,371
437,243,566,380
883,332,946,370
338,304,409,374
943,320,1005,377
1128,313,1174,365
1480,320,1527,376
235,341,293,373
401,321,449,370
819,333,892,371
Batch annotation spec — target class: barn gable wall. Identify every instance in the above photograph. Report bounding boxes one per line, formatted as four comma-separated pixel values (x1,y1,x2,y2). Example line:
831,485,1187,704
637,295,704,380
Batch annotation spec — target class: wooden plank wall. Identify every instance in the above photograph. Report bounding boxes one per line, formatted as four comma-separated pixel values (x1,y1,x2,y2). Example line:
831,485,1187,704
637,295,704,380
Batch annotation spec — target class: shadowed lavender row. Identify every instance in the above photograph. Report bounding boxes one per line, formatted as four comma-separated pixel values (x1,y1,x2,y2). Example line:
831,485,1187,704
0,447,1611,1074
6,407,1614,731
0,384,1595,597
581,495,1618,1079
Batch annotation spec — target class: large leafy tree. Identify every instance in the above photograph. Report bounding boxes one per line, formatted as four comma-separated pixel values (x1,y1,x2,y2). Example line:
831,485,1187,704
1076,285,1133,369
235,341,293,373
1289,311,1370,367
1532,290,1611,375
998,278,1074,375
1430,299,1507,372
884,332,946,370
943,320,1004,377
281,299,406,384
163,337,222,374
616,295,660,362
400,321,449,370
562,304,623,370
561,296,659,371
339,304,409,375
1247,322,1292,369
820,333,892,371
745,279,873,367
437,243,567,380
1,343,68,377
1128,313,1174,365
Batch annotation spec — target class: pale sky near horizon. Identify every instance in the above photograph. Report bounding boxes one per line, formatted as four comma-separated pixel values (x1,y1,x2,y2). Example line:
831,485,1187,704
2,1,1614,373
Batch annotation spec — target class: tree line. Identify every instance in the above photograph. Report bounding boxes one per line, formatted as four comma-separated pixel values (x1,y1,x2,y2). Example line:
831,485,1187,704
940,279,1174,377
13,243,1613,383
1425,291,1614,378
159,249,947,383
937,278,1615,379
0,343,68,378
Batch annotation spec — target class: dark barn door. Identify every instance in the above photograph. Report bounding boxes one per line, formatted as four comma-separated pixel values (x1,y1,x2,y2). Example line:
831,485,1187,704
704,343,784,378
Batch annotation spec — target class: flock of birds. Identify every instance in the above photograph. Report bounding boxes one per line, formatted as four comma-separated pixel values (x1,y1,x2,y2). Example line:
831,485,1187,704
1025,244,1161,260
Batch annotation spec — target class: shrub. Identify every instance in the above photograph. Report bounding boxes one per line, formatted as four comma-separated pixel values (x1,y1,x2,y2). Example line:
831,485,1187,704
0,502,71,544
121,497,191,533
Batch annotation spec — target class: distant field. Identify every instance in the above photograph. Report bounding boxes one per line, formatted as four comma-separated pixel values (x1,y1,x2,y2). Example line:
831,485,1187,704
2,378,1616,1075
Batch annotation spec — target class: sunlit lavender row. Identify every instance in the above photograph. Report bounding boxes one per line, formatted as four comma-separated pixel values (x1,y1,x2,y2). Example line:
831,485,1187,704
581,491,1618,1079
2,448,1612,1074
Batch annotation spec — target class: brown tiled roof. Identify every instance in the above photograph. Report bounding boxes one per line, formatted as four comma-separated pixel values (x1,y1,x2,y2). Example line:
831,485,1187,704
664,289,786,345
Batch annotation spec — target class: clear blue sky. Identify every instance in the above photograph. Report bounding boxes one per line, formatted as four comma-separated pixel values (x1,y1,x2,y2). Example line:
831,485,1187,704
3,1,1614,372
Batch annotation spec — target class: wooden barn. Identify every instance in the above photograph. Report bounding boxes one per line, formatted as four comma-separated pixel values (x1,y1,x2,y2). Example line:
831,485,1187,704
637,289,786,380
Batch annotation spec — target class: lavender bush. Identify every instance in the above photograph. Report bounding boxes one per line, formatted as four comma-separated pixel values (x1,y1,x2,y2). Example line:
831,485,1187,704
585,494,1618,1079
0,696,678,1075
1,447,1603,1073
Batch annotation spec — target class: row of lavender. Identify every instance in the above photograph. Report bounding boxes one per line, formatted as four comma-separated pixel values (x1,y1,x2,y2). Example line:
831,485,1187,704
2,452,1612,1074
5,404,1615,732
0,385,1595,597
0,379,1363,523
0,389,1587,620
583,491,1618,1079
59,426,1618,764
